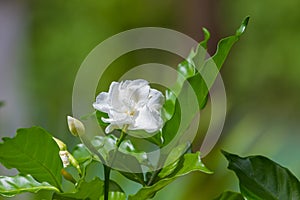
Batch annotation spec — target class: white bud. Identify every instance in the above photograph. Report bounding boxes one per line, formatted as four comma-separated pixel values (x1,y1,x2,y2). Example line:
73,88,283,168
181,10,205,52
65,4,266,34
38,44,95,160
59,150,70,168
67,116,85,137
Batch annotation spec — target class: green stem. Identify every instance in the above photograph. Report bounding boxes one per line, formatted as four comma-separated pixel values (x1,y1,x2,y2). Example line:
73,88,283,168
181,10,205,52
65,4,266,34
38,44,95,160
103,125,128,200
116,128,127,147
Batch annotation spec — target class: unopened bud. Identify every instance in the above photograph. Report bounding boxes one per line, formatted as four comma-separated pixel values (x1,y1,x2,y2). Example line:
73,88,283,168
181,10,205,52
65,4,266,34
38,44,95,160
67,116,85,137
59,150,70,168
53,137,67,151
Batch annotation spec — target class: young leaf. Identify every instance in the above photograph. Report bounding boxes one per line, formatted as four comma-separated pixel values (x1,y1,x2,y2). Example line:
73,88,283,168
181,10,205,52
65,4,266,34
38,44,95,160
223,151,300,200
214,191,244,200
0,174,59,197
0,127,63,190
161,17,249,147
52,178,104,200
162,27,210,121
129,152,211,200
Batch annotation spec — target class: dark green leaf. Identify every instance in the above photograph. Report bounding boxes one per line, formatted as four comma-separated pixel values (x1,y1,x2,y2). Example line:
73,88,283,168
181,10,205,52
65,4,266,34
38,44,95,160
223,151,300,200
0,174,59,197
129,152,211,200
95,110,109,129
0,127,63,190
214,191,244,200
109,180,124,192
52,178,103,200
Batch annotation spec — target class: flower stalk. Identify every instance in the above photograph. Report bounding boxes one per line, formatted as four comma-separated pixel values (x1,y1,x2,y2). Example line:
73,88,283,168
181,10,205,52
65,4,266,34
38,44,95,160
103,125,128,200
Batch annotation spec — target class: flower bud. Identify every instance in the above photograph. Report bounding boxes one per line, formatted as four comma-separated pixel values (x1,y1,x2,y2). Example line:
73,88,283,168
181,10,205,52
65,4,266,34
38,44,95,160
53,137,67,150
59,150,70,168
67,116,85,137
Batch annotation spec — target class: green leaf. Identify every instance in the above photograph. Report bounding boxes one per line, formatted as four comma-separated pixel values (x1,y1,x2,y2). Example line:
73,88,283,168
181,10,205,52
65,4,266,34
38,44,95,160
162,28,210,122
129,152,211,200
95,110,109,129
0,174,59,197
91,134,118,162
71,144,94,180
91,135,146,184
161,17,249,147
99,192,126,200
108,150,144,176
0,101,4,108
157,143,190,179
223,151,300,200
52,178,104,200
0,127,63,190
72,144,92,164
214,191,244,200
119,140,150,166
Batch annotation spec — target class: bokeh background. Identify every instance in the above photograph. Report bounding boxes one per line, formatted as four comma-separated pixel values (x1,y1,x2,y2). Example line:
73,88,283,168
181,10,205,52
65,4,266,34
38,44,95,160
1,0,300,199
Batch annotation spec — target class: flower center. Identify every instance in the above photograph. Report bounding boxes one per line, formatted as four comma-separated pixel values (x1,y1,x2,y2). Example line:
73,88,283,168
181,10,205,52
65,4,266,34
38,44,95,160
126,110,135,116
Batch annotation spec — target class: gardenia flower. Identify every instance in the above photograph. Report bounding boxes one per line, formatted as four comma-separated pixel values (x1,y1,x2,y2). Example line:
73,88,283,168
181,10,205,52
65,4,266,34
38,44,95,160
93,79,164,134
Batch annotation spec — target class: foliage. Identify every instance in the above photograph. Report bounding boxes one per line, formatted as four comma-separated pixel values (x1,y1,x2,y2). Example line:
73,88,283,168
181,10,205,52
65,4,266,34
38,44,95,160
216,151,300,200
0,17,250,200
0,127,63,191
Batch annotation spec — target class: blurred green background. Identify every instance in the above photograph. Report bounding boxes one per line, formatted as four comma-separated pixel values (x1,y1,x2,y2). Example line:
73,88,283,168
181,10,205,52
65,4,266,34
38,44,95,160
1,0,300,199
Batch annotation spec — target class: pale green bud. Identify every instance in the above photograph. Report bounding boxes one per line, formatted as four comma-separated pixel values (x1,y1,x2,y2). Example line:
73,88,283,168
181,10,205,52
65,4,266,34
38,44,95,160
67,116,85,137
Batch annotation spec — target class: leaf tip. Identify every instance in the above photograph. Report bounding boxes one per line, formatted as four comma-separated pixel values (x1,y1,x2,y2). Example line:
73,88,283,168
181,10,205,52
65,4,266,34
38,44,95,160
202,27,210,40
236,16,250,37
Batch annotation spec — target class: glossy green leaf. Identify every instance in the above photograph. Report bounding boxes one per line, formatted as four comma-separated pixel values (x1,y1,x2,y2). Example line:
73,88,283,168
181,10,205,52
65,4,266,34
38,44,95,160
214,191,244,200
0,127,63,190
99,192,126,200
162,17,249,147
0,174,59,197
162,28,210,122
223,151,300,200
129,152,211,200
52,178,104,200
157,143,190,179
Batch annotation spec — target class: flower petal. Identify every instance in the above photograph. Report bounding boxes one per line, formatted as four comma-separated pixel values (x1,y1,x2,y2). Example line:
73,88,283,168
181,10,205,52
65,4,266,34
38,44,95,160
132,106,163,133
93,92,110,112
148,88,165,111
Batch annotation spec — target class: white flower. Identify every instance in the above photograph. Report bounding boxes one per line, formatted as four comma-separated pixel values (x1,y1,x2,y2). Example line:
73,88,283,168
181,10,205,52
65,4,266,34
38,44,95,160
93,79,164,134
